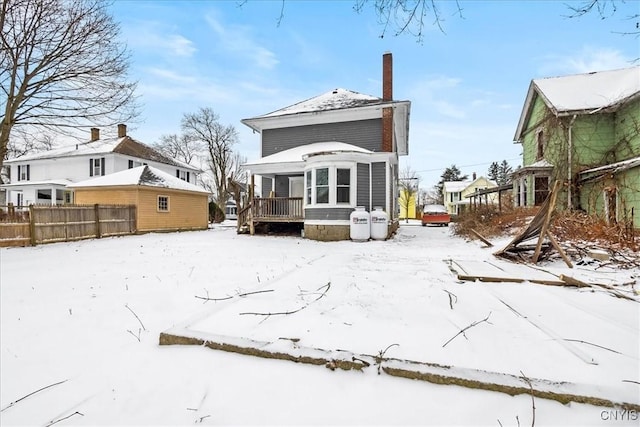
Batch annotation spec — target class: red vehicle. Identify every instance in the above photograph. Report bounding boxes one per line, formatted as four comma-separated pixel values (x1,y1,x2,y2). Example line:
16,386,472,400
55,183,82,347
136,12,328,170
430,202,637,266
421,204,451,227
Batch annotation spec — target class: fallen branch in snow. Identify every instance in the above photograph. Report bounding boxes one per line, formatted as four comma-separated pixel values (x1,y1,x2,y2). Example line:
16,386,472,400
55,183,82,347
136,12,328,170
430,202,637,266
46,411,84,426
375,343,399,375
442,312,492,348
443,289,457,310
127,327,141,342
195,289,274,303
239,283,330,318
562,339,621,355
520,371,536,427
1,380,68,412
125,304,146,331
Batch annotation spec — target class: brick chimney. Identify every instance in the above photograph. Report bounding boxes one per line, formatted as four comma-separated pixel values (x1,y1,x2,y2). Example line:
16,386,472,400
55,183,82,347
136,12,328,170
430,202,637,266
90,128,100,141
382,52,394,152
117,124,127,138
473,172,477,180
383,52,393,101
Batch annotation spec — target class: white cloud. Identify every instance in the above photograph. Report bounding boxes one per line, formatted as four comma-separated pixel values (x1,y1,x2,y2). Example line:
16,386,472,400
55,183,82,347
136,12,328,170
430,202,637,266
204,13,279,70
147,68,197,84
123,22,196,58
538,47,633,76
166,35,197,57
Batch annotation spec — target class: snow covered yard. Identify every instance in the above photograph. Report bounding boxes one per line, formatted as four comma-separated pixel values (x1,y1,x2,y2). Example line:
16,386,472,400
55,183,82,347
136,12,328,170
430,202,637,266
1,222,638,426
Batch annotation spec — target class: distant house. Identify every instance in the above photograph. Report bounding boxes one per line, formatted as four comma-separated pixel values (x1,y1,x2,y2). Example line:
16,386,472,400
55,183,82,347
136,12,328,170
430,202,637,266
512,66,640,228
398,188,417,220
443,175,497,216
1,124,200,207
240,53,411,241
69,165,209,233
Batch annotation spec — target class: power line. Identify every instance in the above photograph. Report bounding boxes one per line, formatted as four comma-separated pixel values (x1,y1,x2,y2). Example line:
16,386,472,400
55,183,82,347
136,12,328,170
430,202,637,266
414,157,521,173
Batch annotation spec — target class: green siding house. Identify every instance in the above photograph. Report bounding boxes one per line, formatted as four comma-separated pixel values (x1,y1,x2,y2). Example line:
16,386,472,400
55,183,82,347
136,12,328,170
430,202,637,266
512,66,640,228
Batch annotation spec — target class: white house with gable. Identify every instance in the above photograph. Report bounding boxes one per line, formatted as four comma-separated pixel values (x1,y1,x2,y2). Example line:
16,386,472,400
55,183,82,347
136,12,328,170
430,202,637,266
2,124,200,207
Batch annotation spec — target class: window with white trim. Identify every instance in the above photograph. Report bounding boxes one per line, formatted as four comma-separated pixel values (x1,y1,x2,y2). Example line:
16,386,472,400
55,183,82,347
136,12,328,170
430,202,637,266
305,171,312,204
17,164,30,181
90,158,105,177
176,169,190,182
128,160,143,169
305,166,355,207
315,168,329,204
336,168,350,204
157,195,169,212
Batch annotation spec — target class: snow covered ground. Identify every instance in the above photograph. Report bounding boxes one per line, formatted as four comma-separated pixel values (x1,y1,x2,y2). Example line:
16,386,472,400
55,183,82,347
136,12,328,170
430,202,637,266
1,221,638,426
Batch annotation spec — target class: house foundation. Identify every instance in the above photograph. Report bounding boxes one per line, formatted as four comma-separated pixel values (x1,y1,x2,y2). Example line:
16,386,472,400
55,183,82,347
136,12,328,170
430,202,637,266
304,224,350,241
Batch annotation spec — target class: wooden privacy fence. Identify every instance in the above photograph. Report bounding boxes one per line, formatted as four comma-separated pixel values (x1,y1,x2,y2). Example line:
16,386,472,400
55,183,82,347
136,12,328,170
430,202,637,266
0,204,136,247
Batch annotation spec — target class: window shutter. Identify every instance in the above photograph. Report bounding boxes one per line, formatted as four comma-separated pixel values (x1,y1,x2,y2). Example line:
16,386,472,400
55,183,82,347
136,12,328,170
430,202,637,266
186,172,190,182
128,160,133,169
17,165,21,181
26,165,30,180
89,159,94,177
101,157,105,176
176,169,180,178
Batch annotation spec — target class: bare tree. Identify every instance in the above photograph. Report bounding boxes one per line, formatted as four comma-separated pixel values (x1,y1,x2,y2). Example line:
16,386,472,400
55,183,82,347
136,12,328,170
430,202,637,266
181,107,239,205
152,134,203,165
399,165,420,222
566,0,639,36
0,0,139,172
354,0,463,41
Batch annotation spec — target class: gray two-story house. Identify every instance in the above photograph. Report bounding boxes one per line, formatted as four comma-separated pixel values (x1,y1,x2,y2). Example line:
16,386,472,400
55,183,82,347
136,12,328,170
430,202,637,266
240,53,411,241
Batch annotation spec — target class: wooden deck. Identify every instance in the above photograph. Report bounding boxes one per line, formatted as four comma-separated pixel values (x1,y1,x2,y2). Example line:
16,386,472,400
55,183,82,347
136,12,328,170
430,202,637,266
237,197,304,234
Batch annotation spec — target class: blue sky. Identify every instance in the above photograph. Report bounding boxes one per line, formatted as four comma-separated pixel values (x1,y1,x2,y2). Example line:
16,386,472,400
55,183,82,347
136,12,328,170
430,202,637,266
110,0,639,189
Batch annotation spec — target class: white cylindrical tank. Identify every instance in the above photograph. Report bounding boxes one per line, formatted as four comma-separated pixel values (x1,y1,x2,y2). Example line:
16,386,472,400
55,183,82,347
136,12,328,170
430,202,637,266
370,206,389,240
350,206,370,241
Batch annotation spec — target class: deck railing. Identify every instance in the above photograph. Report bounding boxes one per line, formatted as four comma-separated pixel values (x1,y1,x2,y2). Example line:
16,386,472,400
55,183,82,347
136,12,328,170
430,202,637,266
252,197,303,221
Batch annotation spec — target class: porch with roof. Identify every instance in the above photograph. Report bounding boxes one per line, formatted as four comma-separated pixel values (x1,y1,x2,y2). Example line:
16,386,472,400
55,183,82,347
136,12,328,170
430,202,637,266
237,142,384,235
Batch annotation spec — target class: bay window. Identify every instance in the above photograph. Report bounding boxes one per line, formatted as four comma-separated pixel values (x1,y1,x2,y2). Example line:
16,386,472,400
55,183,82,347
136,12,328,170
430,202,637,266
305,166,354,207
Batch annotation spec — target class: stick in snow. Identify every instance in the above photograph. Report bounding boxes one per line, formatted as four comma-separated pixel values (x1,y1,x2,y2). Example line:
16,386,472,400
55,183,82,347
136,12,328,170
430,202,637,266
125,304,146,331
195,289,274,302
240,283,330,317
442,312,492,348
46,411,84,426
520,371,536,427
1,380,68,412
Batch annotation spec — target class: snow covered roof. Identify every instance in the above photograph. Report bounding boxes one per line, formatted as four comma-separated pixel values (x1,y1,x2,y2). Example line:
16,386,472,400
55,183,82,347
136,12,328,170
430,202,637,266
443,181,470,193
68,165,209,194
241,88,411,156
5,136,199,171
444,176,497,194
242,142,376,175
258,89,382,118
578,156,640,183
0,179,73,188
527,159,554,168
514,66,640,141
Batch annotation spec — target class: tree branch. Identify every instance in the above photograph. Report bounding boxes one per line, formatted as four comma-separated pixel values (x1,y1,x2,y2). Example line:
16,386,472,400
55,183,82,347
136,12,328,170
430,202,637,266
442,312,492,347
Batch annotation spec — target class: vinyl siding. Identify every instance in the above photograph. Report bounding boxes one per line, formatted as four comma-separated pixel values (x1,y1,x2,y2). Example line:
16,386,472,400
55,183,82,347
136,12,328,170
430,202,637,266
261,176,271,198
304,207,353,221
262,119,382,156
356,163,370,209
371,162,386,210
74,187,208,232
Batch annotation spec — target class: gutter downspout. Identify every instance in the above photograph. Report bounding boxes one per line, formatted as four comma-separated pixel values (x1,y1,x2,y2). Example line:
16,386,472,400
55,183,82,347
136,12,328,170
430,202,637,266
567,115,577,210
